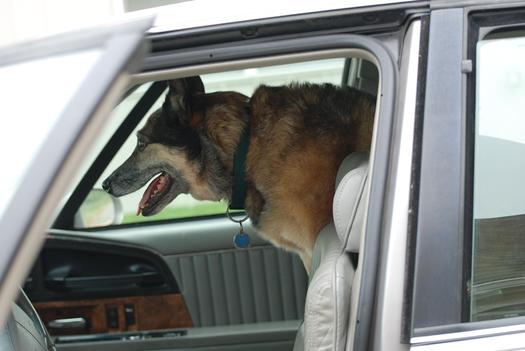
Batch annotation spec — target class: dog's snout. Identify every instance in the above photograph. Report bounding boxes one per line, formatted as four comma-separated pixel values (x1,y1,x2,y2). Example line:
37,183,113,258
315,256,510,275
102,178,112,194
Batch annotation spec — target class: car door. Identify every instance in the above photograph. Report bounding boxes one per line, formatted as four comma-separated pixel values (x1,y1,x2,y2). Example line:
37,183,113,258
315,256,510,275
0,15,154,329
2,2,422,351
32,26,389,351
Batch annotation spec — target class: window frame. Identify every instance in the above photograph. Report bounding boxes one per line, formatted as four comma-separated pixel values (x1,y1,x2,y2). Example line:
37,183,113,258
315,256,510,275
53,33,398,351
410,3,525,343
54,37,394,232
58,57,355,230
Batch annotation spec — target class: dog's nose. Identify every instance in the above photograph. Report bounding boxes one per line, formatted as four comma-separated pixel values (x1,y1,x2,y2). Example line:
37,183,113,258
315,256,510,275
102,179,112,194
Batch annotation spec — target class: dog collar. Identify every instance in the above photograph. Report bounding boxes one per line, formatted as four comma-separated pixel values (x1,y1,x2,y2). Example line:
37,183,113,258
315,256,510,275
229,103,251,210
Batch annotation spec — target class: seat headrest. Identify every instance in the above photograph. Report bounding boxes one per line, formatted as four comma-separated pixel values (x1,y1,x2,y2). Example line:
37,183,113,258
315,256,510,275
333,153,369,253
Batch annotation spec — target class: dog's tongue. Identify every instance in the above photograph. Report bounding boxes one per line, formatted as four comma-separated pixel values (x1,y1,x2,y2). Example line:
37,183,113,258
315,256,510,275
137,173,167,215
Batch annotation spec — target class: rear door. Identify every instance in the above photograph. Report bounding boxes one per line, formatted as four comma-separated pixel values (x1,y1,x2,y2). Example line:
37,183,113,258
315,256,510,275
409,2,525,350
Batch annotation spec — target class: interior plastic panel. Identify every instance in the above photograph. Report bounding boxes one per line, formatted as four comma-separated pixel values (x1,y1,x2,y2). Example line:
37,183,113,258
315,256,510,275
27,237,178,302
56,320,300,351
166,246,307,327
51,218,270,256
49,217,308,328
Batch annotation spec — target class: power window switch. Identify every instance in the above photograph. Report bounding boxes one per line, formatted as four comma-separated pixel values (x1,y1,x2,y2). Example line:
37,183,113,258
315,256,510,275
124,304,135,326
106,306,119,329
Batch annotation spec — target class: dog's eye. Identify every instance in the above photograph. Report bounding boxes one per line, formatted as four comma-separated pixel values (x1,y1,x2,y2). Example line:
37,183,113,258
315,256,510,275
137,140,147,151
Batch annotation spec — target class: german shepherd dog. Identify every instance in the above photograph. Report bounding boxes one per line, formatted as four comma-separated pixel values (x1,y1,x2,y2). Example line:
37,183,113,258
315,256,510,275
102,76,375,269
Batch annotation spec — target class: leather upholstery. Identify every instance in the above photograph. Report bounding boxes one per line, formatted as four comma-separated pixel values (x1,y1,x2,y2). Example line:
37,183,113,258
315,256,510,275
333,153,369,253
299,153,369,351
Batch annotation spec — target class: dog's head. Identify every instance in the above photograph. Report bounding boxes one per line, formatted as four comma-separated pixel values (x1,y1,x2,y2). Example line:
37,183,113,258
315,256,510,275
102,76,247,216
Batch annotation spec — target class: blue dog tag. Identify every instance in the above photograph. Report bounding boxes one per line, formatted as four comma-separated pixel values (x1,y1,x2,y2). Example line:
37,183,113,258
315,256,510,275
233,231,251,249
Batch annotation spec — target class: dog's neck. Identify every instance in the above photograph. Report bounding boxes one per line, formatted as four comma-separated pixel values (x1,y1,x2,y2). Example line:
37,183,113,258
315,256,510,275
229,102,251,210
197,94,251,206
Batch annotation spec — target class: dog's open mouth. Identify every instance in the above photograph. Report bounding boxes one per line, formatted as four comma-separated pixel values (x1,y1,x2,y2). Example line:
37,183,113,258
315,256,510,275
137,172,172,216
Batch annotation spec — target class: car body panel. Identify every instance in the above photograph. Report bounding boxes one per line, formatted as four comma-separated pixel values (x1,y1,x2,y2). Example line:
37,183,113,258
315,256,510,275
143,0,416,34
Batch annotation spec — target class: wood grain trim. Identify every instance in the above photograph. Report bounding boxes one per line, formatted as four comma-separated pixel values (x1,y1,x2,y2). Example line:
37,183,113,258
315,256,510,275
34,293,192,335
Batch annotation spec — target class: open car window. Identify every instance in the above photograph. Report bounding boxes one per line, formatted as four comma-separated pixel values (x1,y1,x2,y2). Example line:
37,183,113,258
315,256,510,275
75,58,354,228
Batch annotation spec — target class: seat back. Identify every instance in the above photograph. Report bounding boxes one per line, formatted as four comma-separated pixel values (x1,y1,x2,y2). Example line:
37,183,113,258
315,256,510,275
296,153,369,351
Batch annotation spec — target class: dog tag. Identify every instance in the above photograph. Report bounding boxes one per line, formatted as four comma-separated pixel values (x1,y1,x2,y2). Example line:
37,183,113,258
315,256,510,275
233,231,251,249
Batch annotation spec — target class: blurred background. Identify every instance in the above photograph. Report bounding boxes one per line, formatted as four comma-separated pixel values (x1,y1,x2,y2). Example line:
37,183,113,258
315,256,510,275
0,0,188,47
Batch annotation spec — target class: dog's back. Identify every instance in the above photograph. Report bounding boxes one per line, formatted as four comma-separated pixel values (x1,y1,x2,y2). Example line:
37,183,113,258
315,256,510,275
245,83,375,266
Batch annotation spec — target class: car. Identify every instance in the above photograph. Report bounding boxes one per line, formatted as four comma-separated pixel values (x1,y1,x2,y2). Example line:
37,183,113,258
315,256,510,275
1,0,525,350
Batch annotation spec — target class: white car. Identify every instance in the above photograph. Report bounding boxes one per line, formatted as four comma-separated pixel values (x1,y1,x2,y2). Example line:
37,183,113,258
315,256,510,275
1,1,525,351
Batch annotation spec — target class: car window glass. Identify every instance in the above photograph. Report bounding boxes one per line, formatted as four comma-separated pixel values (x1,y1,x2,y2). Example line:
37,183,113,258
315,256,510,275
0,49,102,220
471,35,525,321
77,58,346,228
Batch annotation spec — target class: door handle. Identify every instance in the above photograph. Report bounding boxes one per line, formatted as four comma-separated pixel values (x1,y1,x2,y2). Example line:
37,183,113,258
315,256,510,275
48,317,88,329
45,271,164,291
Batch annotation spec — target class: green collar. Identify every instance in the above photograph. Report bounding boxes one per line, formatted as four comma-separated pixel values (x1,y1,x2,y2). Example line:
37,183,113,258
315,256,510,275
229,104,251,210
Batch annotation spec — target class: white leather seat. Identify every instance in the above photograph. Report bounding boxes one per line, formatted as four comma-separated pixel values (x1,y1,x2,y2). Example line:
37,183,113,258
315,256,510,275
294,152,369,351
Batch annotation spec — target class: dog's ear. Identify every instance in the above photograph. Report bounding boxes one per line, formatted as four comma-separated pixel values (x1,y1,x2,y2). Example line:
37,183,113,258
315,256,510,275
168,76,204,97
166,76,204,112
165,77,205,126
185,76,205,95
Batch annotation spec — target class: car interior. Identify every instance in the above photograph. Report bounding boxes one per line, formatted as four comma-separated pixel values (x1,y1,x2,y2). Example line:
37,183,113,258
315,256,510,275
2,54,380,351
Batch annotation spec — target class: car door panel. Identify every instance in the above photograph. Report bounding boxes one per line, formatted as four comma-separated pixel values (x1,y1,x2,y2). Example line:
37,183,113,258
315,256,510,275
27,236,192,336
43,217,306,350
52,218,273,256
34,294,192,336
167,244,307,327
28,236,180,300
49,217,308,328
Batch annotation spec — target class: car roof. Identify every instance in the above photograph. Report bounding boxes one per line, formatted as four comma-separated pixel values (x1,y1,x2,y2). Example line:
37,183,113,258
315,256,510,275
139,0,414,33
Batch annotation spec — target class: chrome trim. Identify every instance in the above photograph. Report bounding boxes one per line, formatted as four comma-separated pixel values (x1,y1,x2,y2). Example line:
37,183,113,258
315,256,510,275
411,329,525,351
411,323,525,345
49,317,87,329
373,19,420,351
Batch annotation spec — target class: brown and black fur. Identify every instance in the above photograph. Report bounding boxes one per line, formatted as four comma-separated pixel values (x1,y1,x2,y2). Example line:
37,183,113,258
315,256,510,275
103,76,375,269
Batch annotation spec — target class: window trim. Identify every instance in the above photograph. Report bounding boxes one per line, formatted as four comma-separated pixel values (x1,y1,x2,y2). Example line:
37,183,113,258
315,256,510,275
411,325,525,350
411,7,466,332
